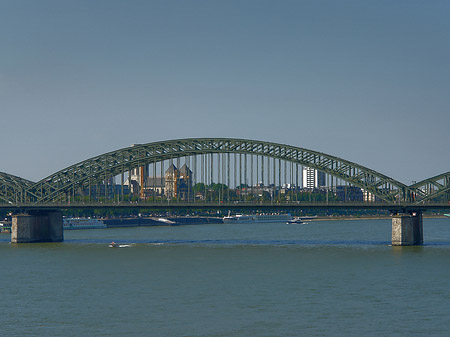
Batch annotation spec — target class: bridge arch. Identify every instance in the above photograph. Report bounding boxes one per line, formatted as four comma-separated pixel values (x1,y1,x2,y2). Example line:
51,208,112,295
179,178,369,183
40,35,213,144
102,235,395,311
13,138,416,204
409,171,450,204
0,172,35,204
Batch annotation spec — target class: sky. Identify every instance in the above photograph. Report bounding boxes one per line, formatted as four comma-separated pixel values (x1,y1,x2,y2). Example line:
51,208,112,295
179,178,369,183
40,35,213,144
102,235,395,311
1,0,449,184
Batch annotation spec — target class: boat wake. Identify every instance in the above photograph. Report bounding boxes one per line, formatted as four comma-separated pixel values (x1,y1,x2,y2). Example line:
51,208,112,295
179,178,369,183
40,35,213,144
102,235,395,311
109,242,135,248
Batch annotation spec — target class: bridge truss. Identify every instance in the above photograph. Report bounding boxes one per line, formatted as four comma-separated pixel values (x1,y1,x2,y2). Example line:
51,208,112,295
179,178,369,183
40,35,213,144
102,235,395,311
0,138,448,205
0,172,35,205
409,172,450,203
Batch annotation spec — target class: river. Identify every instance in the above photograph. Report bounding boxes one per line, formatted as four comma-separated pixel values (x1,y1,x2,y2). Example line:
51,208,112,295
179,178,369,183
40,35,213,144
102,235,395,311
1,218,449,336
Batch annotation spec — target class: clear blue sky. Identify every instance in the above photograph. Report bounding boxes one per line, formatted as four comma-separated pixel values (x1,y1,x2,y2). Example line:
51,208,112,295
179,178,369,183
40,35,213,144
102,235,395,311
1,0,449,184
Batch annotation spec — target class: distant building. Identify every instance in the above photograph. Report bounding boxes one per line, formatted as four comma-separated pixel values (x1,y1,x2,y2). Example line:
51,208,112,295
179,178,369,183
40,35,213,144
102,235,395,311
126,162,193,200
362,189,375,202
178,164,193,200
164,163,193,200
128,163,149,197
145,177,165,196
165,164,178,199
302,167,326,189
362,189,381,203
124,178,140,196
336,186,363,202
82,184,130,199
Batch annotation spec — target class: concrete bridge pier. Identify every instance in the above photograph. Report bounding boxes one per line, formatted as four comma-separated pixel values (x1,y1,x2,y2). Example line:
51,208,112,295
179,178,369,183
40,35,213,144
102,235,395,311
391,211,423,246
11,210,64,243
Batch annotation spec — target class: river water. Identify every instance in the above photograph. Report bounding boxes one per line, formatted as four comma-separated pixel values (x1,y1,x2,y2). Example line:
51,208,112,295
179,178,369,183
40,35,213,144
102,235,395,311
1,218,449,336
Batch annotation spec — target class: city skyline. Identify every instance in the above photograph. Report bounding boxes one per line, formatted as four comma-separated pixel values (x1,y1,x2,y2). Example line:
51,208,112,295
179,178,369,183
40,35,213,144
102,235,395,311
1,0,449,183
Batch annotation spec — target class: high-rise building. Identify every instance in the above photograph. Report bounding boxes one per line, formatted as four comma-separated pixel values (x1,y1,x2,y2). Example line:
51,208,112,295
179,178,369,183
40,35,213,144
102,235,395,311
302,167,326,189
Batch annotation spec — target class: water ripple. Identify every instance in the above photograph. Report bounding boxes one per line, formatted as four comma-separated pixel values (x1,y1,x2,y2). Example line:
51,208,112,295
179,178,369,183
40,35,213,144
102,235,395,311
64,238,392,247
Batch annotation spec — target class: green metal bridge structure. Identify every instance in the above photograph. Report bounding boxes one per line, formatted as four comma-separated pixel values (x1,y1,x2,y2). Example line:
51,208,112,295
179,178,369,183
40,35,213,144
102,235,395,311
1,138,449,244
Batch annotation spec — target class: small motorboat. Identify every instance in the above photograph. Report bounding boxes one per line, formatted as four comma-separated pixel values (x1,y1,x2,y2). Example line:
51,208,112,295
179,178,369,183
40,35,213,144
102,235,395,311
287,217,303,224
157,218,176,225
109,242,134,248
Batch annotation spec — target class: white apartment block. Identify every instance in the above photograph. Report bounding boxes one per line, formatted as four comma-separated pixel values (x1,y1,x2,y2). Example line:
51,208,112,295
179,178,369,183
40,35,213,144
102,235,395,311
302,167,326,189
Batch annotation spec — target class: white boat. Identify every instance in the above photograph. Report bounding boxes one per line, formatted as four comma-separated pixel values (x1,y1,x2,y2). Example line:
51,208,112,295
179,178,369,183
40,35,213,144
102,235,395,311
109,242,133,248
287,217,304,224
297,216,317,220
157,218,176,225
63,217,106,230
287,215,317,224
223,213,292,223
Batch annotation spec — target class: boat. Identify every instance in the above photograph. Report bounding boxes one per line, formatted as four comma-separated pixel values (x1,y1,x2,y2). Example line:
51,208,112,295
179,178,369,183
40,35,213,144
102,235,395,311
223,213,292,223
444,214,450,217
287,217,304,224
63,217,107,230
109,242,133,248
157,218,176,225
297,216,317,220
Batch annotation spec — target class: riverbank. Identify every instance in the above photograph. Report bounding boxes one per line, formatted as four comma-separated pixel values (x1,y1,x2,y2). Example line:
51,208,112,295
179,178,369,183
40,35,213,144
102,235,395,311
311,214,448,221
103,216,223,227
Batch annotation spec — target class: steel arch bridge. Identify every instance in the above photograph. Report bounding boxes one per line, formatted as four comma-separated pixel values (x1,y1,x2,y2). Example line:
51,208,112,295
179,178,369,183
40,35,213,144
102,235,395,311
0,138,449,205
0,172,35,205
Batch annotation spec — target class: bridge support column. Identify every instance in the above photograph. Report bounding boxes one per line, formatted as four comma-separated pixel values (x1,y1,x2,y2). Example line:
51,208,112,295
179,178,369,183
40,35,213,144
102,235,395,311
392,212,423,246
11,210,64,243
